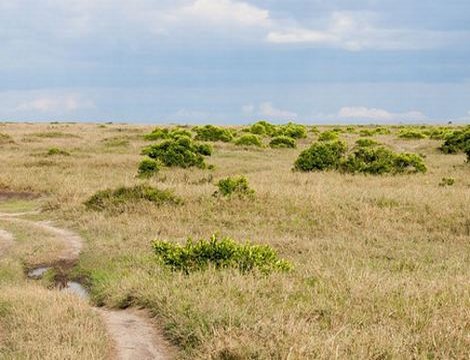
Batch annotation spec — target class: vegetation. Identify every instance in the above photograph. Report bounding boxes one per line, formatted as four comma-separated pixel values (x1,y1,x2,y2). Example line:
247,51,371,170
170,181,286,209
274,122,307,139
137,159,160,178
0,133,14,144
439,177,455,187
234,134,263,147
214,176,254,197
398,129,427,139
355,138,380,147
248,121,276,136
439,127,470,154
269,135,296,148
194,125,233,142
47,147,70,156
144,127,192,141
142,136,211,168
153,235,292,274
318,130,339,141
84,185,181,211
294,140,347,171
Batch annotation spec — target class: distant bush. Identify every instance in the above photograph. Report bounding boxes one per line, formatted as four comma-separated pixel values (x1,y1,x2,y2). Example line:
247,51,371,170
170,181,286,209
373,127,392,135
47,147,70,156
215,176,254,197
355,138,379,147
234,134,263,147
275,123,307,139
85,185,181,211
194,125,233,142
144,127,192,141
318,130,339,142
248,121,277,136
294,140,347,172
359,129,374,137
103,137,130,147
269,136,296,149
152,234,292,274
142,136,211,169
439,127,470,154
194,143,213,156
0,133,14,145
427,127,452,140
398,129,427,139
137,159,160,178
341,147,427,175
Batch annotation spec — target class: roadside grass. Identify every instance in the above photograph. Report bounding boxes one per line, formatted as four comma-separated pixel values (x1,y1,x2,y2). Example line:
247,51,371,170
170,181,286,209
0,199,40,214
0,123,469,359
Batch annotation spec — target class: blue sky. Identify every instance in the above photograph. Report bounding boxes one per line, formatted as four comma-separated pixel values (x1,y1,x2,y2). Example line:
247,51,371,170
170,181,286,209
1,0,470,124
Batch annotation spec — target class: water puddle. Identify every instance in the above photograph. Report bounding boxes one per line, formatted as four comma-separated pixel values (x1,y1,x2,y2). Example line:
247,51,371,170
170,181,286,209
28,266,50,278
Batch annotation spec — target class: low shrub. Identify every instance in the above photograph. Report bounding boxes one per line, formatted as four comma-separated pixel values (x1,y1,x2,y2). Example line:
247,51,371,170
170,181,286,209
152,234,292,274
359,129,374,137
355,138,379,147
144,128,192,141
318,130,339,142
294,140,347,171
439,177,455,187
440,127,470,154
275,123,307,139
194,143,213,156
194,125,233,142
142,136,211,169
234,134,263,147
341,146,427,174
85,185,181,211
248,121,277,136
0,133,14,145
103,137,129,147
214,176,254,197
398,129,427,139
269,136,296,148
47,148,70,156
137,159,160,178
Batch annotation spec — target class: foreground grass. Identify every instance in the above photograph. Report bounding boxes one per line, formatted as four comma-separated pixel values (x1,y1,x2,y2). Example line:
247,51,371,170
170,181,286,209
1,122,469,358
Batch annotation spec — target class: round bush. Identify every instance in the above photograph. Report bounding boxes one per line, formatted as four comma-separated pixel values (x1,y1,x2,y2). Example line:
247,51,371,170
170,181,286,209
194,125,233,142
294,140,347,172
137,158,160,178
269,136,296,148
234,134,263,147
318,131,339,142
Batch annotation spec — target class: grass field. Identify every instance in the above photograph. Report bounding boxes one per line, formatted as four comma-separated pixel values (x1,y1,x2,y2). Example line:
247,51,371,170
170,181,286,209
0,122,469,359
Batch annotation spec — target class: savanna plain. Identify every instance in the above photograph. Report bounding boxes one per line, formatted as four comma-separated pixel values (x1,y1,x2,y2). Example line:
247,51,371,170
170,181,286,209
0,121,469,359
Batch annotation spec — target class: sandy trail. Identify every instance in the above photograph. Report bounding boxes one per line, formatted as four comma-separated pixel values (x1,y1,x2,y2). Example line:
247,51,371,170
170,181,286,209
0,211,173,360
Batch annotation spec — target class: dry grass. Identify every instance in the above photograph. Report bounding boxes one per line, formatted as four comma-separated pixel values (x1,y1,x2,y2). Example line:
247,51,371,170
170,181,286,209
0,122,469,359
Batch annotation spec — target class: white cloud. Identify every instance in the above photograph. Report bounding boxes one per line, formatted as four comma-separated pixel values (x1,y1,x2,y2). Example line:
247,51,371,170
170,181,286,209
267,11,464,51
243,102,297,120
15,94,94,113
337,106,427,122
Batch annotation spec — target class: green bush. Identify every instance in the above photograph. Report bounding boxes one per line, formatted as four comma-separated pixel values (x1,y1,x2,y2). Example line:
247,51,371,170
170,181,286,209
194,125,233,142
440,127,470,154
85,185,181,211
275,123,307,139
215,176,254,197
0,133,14,145
269,136,296,149
294,140,347,171
249,121,277,136
398,129,427,139
152,234,292,274
318,130,339,141
194,143,213,156
234,134,263,147
137,159,160,178
359,129,374,137
47,147,70,156
355,138,379,147
144,127,192,141
341,147,427,175
439,177,455,187
142,136,210,169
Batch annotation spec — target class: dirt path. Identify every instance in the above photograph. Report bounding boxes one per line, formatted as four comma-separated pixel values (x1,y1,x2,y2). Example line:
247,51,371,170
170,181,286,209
0,211,173,360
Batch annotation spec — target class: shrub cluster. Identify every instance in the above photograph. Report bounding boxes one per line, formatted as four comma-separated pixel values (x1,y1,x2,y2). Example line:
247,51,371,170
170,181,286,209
439,177,455,187
294,140,347,171
318,130,339,142
439,127,470,154
398,129,427,139
359,127,391,137
47,147,70,156
194,125,233,142
355,138,380,147
137,159,160,178
274,123,307,139
85,185,181,211
269,136,296,149
248,121,277,136
152,234,292,274
234,134,263,147
0,133,14,145
295,140,426,174
341,147,427,175
214,176,254,197
144,127,192,141
142,136,212,169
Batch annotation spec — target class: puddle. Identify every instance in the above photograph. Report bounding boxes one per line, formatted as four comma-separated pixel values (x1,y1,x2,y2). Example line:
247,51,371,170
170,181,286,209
27,266,90,300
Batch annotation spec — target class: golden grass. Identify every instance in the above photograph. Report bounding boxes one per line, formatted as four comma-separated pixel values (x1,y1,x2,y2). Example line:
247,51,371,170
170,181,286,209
0,122,469,359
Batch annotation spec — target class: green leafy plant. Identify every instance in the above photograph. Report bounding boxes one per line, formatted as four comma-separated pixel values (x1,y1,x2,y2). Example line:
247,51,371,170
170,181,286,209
439,127,470,154
269,136,296,148
137,159,160,178
355,138,380,147
214,176,255,197
47,147,70,156
398,129,427,139
318,130,339,142
152,234,292,274
274,123,307,139
294,140,347,172
234,134,263,147
142,136,211,169
144,127,192,141
439,177,455,187
85,185,181,211
194,125,233,142
341,146,427,174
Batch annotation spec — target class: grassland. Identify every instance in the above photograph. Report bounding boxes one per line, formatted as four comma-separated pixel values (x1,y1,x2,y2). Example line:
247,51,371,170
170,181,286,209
0,122,469,359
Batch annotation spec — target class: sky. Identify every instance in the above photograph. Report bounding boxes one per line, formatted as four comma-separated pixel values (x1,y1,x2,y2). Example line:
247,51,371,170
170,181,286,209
1,0,470,124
